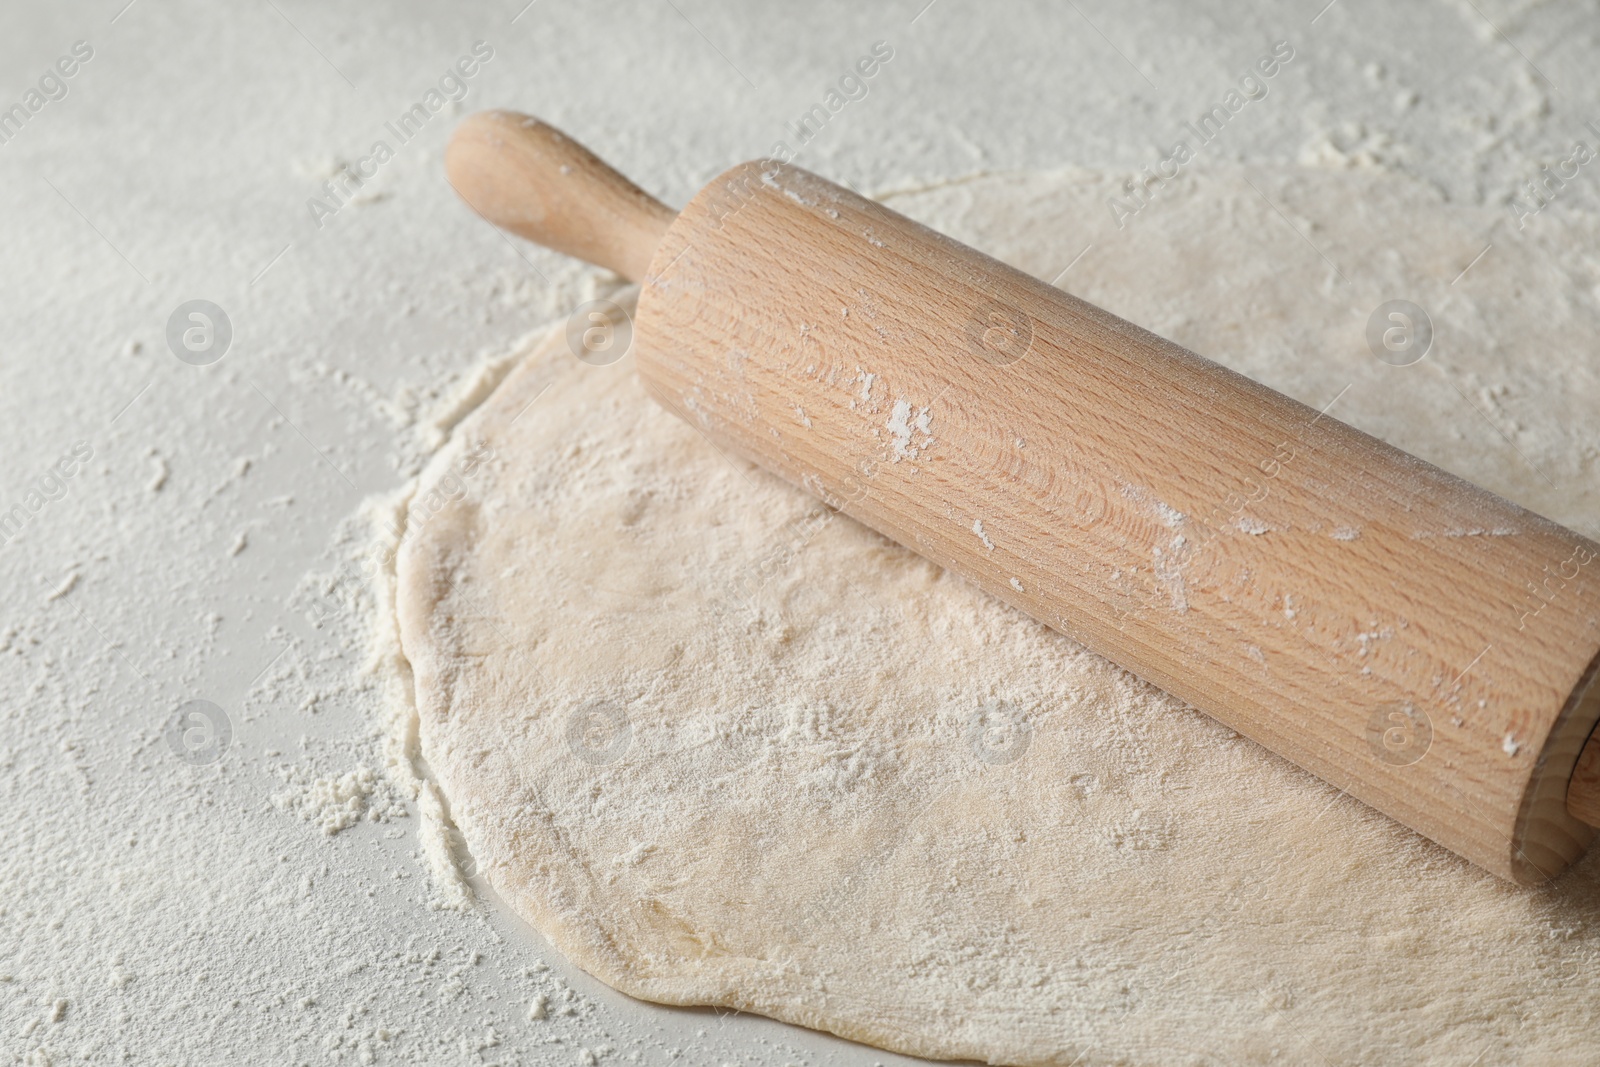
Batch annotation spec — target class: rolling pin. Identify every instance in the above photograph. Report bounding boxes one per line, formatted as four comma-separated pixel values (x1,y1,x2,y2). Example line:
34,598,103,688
446,110,1600,885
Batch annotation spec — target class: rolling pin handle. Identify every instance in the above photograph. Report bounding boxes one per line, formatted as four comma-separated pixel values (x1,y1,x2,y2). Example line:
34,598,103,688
445,110,676,284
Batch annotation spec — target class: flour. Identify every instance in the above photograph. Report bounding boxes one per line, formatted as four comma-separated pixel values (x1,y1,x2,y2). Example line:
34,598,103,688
885,397,933,460
271,762,407,835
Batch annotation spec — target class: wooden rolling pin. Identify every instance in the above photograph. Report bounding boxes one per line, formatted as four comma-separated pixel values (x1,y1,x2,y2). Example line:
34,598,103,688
446,110,1600,885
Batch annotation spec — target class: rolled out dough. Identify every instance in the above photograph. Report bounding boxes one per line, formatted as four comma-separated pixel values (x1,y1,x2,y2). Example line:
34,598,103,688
393,165,1600,1066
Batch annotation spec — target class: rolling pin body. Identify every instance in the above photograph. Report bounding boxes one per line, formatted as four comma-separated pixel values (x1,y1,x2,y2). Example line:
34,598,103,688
450,112,1600,883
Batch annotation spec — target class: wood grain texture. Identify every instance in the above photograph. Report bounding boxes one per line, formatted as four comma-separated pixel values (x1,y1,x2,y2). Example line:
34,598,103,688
445,110,674,283
633,160,1600,884
1568,715,1600,827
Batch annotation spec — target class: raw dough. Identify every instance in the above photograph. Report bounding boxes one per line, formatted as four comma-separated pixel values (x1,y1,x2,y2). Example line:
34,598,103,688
393,166,1600,1066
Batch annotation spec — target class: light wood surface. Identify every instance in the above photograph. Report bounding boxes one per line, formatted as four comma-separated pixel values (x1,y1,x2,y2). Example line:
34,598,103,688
1568,723,1600,827
448,112,1600,884
445,110,674,284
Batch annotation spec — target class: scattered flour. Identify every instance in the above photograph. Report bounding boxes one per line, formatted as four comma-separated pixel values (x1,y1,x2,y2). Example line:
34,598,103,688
885,397,933,460
271,763,407,835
